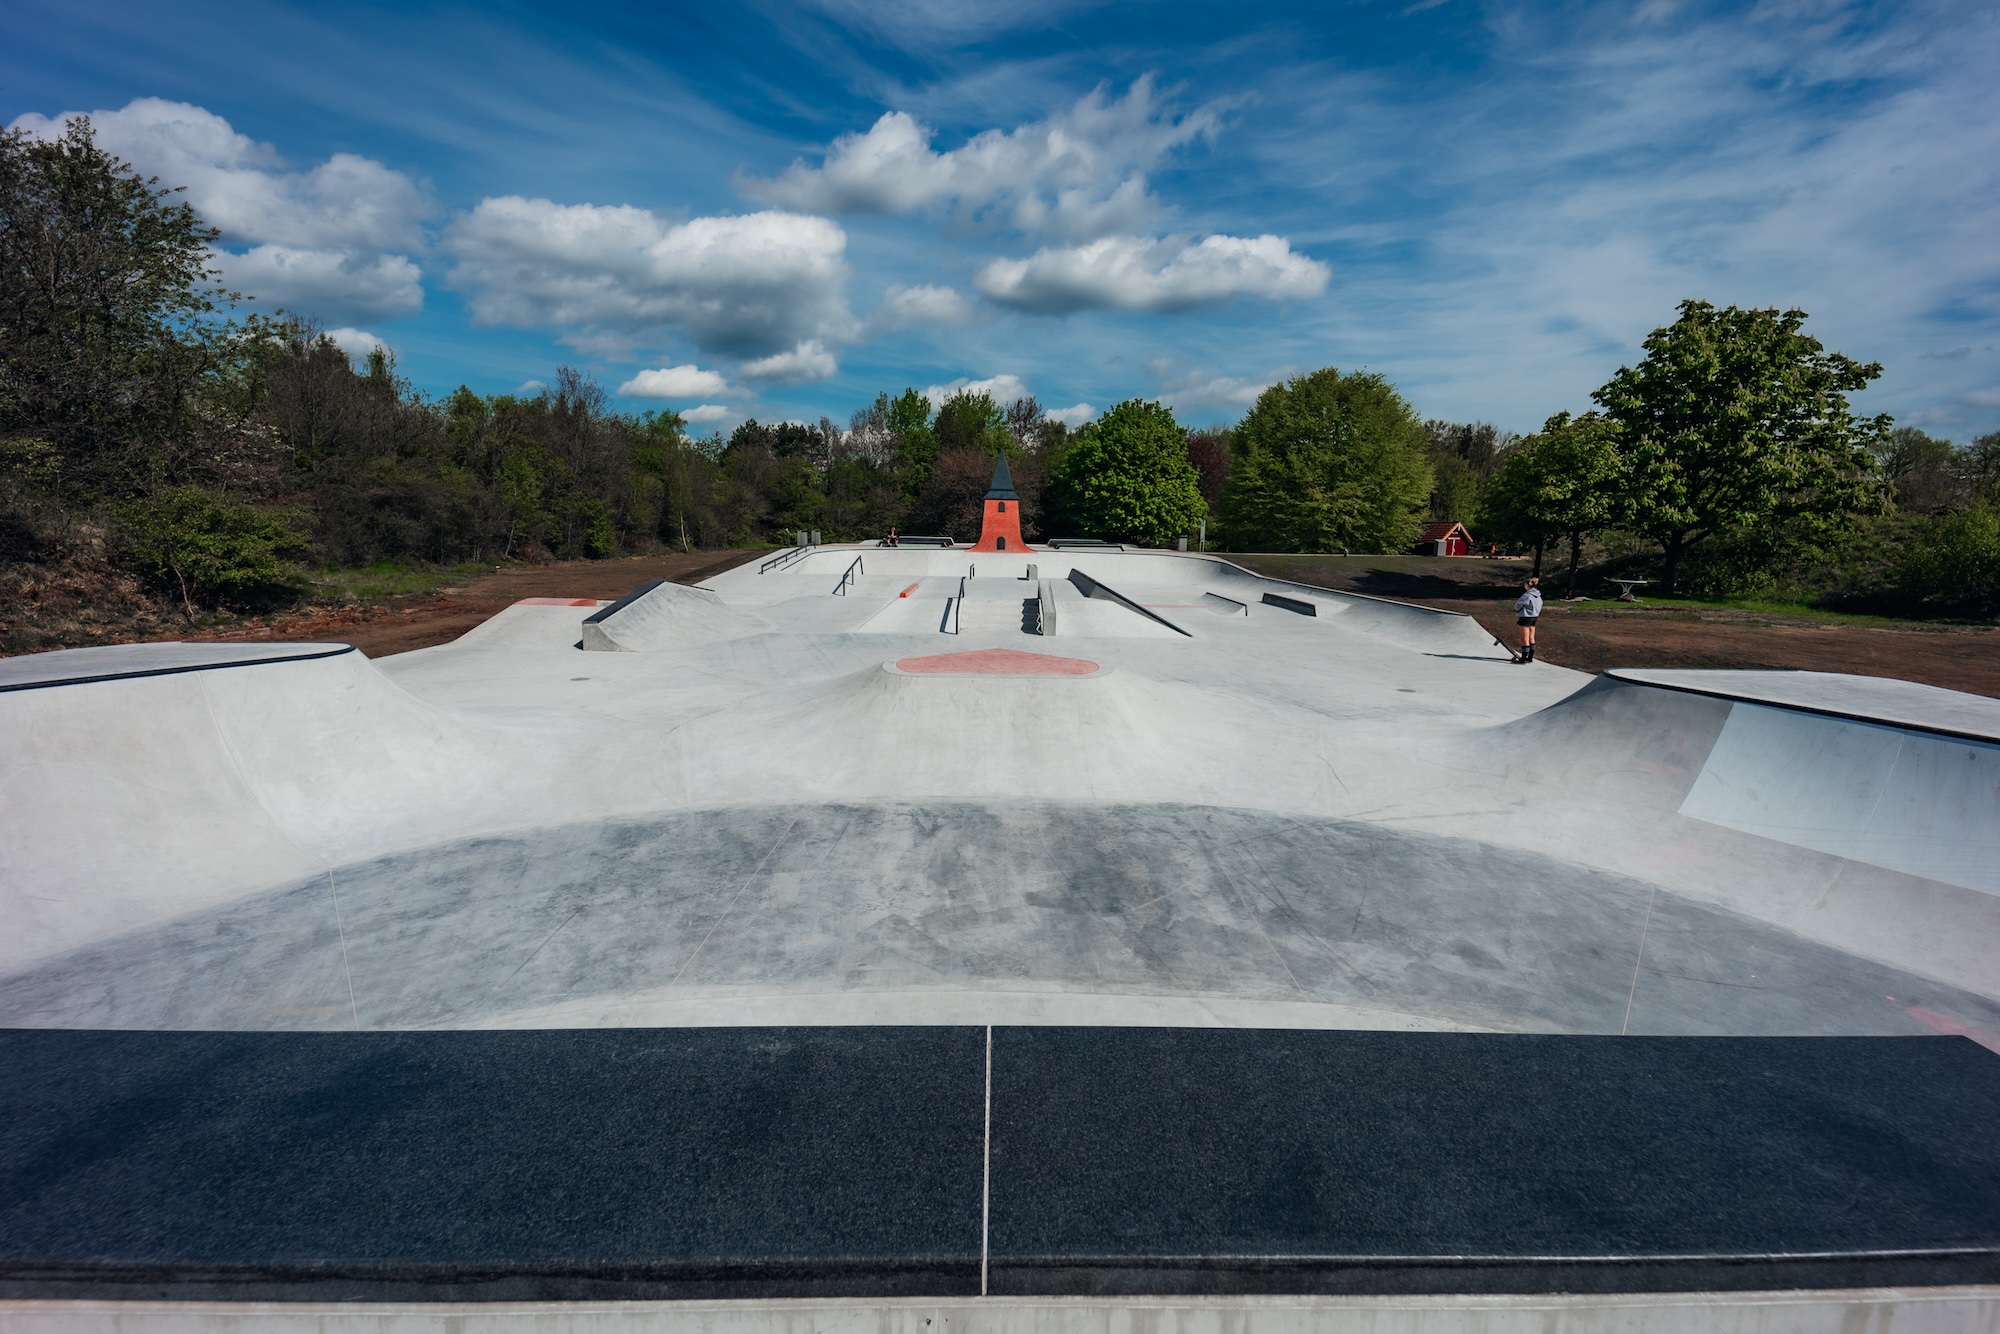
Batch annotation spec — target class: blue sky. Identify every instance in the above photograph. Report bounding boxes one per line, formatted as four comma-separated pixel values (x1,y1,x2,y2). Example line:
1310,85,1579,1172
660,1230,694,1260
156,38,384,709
6,0,1996,438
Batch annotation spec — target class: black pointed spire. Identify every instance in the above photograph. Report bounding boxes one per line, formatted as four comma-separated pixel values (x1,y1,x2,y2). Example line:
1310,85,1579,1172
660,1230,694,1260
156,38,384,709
985,453,1018,500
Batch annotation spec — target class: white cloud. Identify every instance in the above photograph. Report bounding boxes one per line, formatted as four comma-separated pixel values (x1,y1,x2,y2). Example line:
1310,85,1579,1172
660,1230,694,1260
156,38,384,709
975,234,1329,315
447,199,852,358
617,363,732,398
323,327,385,365
682,404,732,424
515,379,548,395
1047,402,1096,427
869,283,975,331
219,246,423,318
739,339,839,382
924,374,1029,408
1159,370,1278,412
743,78,1219,241
9,98,431,322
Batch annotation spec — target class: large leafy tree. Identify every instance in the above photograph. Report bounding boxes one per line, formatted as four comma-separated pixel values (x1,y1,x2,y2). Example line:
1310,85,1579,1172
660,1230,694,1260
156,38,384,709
0,117,233,504
1479,412,1624,595
1218,368,1432,552
1048,398,1205,545
1593,300,1888,589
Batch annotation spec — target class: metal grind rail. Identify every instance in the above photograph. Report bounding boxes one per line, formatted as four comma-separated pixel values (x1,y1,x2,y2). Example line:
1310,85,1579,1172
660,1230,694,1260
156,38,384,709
832,555,864,595
759,545,812,574
1066,568,1192,637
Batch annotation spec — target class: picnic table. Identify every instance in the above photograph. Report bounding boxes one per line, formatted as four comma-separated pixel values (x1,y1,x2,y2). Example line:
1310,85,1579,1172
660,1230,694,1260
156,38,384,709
1611,577,1650,602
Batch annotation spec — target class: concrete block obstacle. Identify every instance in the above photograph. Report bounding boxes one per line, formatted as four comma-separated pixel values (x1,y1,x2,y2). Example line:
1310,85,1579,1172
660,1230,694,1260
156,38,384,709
3,542,1999,1326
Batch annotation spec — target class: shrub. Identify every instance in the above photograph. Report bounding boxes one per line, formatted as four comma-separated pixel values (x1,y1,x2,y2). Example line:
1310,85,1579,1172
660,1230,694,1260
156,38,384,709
113,487,310,615
1890,506,2000,615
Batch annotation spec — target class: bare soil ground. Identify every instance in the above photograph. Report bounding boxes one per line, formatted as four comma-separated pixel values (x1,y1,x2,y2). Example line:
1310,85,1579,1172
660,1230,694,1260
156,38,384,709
1231,553,2000,700
185,550,769,658
0,550,766,660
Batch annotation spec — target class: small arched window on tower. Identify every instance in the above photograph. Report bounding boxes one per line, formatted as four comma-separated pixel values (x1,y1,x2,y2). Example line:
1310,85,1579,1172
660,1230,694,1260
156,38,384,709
998,536,1008,550
997,501,1007,513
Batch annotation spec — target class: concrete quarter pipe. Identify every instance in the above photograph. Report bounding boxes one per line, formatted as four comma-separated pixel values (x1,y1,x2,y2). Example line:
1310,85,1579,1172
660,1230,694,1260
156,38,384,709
1,544,1996,1328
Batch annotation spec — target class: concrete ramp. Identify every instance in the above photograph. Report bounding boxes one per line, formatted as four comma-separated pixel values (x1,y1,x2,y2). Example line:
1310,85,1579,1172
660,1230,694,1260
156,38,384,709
1449,669,2000,999
1618,670,2000,895
582,579,769,651
0,642,678,974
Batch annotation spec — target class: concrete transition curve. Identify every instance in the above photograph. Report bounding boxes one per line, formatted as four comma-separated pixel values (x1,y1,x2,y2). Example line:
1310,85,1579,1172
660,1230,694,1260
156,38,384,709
2,546,1998,1323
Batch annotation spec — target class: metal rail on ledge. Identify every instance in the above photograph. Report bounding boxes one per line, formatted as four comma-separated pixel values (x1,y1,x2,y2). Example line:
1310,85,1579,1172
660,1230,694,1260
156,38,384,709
759,545,812,574
832,554,864,595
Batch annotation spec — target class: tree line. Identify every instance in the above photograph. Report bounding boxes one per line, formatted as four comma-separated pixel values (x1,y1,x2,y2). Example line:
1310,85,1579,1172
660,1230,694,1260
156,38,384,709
4,117,1996,625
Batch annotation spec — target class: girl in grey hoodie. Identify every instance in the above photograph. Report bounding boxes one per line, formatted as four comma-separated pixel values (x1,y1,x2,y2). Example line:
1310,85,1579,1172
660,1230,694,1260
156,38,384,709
1514,578,1543,663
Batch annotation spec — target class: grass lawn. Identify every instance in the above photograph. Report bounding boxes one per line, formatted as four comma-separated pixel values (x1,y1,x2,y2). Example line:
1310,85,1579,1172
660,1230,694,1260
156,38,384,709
304,561,498,605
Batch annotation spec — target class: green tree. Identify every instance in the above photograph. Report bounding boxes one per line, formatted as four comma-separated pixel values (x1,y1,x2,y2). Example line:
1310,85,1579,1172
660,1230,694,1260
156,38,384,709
933,389,1011,456
1593,300,1889,590
1479,412,1624,596
888,388,940,498
1218,368,1432,552
1048,399,1206,545
0,118,233,504
113,486,309,615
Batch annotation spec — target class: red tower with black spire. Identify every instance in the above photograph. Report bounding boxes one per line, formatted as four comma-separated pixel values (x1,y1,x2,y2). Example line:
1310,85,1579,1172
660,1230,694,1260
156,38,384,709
971,454,1029,552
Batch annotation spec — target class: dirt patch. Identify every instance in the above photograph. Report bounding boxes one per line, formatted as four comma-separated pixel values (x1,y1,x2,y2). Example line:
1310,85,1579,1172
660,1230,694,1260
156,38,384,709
0,549,766,660
181,549,768,658
1230,553,2000,700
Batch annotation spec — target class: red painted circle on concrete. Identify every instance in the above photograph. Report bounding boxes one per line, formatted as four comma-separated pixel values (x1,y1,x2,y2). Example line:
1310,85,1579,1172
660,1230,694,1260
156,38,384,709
895,648,1100,676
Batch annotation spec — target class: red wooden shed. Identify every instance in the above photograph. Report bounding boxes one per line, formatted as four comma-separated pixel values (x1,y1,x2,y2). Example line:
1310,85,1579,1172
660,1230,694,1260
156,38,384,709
1414,521,1472,556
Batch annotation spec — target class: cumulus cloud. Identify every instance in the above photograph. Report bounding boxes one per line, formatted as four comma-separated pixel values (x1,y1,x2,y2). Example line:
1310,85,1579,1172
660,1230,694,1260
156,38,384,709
869,283,975,332
616,363,732,399
924,374,1028,408
743,77,1218,241
9,98,432,321
739,339,839,382
515,379,548,395
682,404,733,424
218,246,423,318
447,199,851,359
975,234,1328,315
1047,403,1097,427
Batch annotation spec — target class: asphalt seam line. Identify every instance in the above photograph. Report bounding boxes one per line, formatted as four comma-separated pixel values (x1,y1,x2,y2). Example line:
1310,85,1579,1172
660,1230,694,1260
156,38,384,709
982,1023,993,1297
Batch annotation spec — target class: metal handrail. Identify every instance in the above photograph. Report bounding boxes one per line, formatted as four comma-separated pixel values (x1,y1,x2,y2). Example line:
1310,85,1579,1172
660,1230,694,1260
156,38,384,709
943,576,965,634
759,544,811,574
832,554,864,595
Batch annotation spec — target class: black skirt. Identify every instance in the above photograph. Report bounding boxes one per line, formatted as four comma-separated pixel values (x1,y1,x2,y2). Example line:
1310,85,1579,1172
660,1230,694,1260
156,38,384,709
1517,615,1538,626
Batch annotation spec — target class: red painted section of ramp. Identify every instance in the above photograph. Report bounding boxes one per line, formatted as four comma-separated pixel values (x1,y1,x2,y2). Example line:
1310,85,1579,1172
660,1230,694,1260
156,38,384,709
896,648,1099,676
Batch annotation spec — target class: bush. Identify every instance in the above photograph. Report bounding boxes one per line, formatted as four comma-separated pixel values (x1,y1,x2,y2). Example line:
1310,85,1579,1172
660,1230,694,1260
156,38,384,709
1676,528,1786,599
113,487,310,614
1890,506,2000,615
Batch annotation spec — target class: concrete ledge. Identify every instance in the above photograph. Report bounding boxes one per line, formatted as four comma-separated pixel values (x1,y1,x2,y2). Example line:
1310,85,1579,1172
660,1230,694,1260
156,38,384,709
3,1289,1997,1333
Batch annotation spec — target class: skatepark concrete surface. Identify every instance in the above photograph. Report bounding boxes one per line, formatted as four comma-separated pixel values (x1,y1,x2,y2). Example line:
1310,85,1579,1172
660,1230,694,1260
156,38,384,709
3,543,1995,1039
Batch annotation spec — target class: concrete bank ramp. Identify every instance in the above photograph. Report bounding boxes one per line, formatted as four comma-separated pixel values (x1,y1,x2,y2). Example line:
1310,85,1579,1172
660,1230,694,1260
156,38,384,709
9,799,1999,1039
666,648,1323,807
1449,668,2000,1000
581,579,769,651
0,642,676,973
